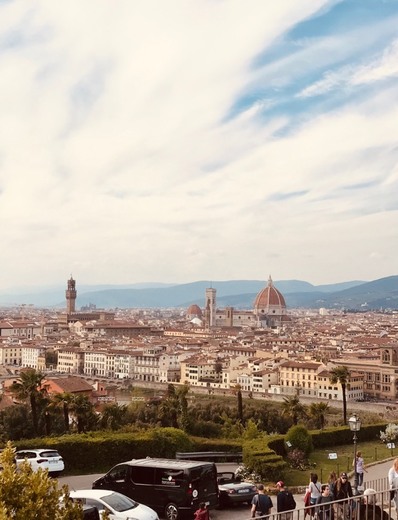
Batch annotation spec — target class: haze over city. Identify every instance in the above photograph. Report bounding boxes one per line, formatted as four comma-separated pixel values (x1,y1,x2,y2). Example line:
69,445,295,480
0,1,397,291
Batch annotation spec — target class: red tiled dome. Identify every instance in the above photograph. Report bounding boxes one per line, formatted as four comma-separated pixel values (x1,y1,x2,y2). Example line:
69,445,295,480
254,276,286,310
187,304,202,317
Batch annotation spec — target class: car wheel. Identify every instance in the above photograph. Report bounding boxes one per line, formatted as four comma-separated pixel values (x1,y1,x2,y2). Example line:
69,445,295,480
165,503,179,520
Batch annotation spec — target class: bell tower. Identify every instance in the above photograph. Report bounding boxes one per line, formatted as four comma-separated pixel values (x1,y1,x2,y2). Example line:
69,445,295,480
66,276,77,314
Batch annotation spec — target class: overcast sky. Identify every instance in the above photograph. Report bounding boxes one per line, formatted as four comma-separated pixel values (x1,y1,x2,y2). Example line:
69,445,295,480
0,0,397,290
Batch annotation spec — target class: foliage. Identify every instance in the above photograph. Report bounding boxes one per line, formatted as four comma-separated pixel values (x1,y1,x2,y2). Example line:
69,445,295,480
0,441,83,519
380,423,398,444
242,438,287,481
242,419,262,440
9,368,46,436
0,404,34,441
330,366,350,424
235,464,262,483
282,396,307,426
308,402,329,430
287,448,308,470
285,425,313,456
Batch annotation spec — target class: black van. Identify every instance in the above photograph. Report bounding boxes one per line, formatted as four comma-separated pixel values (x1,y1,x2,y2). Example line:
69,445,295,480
92,458,219,520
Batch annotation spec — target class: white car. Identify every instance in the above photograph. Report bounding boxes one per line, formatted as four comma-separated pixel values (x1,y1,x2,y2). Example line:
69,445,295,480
15,449,64,476
69,490,159,520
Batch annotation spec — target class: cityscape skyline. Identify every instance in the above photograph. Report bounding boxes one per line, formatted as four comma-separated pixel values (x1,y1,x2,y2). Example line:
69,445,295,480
1,1,397,290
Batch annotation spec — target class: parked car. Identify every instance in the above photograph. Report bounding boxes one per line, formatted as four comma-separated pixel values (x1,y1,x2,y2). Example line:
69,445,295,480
217,472,257,507
15,449,64,476
82,505,100,520
69,489,159,520
92,458,219,520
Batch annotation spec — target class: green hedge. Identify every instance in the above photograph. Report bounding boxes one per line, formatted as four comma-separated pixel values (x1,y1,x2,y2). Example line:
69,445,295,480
10,422,390,477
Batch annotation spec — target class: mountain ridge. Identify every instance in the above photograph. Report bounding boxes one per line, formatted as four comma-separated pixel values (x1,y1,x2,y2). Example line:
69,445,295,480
1,277,397,310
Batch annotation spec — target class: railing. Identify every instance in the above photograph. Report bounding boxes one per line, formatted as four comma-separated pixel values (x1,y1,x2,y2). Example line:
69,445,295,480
241,484,396,520
175,451,243,462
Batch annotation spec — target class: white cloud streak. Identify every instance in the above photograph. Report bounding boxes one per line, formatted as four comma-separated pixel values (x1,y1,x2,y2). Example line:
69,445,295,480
0,0,396,289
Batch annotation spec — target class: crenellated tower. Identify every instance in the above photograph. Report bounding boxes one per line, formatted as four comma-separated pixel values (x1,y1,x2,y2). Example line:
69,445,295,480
66,276,77,314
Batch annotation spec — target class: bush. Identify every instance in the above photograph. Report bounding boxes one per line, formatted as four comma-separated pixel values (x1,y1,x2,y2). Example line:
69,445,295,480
285,425,313,456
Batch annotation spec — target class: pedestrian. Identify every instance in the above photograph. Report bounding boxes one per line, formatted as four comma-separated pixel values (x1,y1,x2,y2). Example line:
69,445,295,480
388,457,398,512
358,488,391,520
315,484,334,520
251,483,273,517
328,471,338,500
334,472,353,520
307,473,322,516
275,481,296,520
194,502,210,520
353,450,367,488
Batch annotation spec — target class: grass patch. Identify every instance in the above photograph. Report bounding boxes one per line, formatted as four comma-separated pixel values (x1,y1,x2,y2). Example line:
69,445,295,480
285,440,395,487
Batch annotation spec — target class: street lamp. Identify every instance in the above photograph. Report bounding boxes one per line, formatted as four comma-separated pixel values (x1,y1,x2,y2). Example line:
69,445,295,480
348,414,361,494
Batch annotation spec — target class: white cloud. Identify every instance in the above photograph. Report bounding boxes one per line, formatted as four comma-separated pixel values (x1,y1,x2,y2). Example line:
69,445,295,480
0,0,397,289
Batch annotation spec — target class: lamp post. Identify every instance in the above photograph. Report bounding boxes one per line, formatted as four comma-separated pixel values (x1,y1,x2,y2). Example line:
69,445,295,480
348,413,361,495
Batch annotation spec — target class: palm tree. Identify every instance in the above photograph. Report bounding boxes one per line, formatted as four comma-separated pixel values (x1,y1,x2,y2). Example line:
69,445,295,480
282,395,306,425
330,366,350,424
49,392,74,432
69,394,97,433
309,402,329,429
10,369,46,436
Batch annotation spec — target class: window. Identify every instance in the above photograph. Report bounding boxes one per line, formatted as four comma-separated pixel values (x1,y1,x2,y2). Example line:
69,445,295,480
130,466,154,485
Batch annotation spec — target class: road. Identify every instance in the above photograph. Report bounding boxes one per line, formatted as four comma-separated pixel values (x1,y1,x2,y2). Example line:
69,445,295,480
58,459,396,520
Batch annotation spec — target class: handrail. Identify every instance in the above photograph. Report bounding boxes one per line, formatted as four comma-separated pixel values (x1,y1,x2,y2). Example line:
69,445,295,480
243,484,396,520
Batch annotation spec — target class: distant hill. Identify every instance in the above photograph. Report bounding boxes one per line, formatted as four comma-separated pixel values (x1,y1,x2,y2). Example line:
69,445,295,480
0,276,397,310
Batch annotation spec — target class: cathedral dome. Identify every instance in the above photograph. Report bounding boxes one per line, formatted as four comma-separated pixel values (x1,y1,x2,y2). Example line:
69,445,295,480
187,304,202,318
253,276,286,314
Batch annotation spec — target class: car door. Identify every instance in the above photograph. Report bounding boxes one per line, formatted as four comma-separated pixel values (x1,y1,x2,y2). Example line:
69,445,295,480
100,464,131,497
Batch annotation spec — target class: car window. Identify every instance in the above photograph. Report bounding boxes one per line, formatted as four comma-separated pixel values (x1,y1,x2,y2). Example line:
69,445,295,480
102,492,138,512
16,452,37,459
155,468,185,486
83,499,105,511
107,465,129,482
130,466,154,485
39,451,60,458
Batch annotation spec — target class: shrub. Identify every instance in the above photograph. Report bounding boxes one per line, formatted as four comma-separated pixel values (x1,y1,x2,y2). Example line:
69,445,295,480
285,425,313,456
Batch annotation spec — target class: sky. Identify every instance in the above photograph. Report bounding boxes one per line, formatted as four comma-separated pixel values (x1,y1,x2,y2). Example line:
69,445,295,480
0,0,397,291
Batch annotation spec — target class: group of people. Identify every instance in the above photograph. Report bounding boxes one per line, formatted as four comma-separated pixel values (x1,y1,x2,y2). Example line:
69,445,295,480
194,453,398,520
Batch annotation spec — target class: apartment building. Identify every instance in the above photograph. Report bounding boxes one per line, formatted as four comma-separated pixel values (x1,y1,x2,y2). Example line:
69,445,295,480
0,343,22,366
57,348,85,374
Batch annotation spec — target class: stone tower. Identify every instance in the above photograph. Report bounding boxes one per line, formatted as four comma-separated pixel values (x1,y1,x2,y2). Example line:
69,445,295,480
205,287,216,328
66,276,77,314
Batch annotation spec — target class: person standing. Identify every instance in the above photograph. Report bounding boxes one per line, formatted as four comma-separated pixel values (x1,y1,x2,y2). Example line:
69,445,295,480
334,472,353,520
328,471,338,500
353,451,367,488
388,458,398,512
308,473,322,516
316,484,334,520
251,484,273,517
276,481,296,520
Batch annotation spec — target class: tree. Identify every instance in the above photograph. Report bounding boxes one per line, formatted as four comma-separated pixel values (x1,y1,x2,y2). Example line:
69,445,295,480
50,392,74,433
285,424,313,456
309,402,329,429
0,442,83,519
69,394,98,433
10,369,46,436
330,366,350,424
0,404,34,440
282,395,306,426
100,403,130,430
380,423,398,455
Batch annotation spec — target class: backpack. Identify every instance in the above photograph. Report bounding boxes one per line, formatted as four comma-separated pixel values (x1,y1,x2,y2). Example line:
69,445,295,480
285,491,296,511
256,494,272,514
